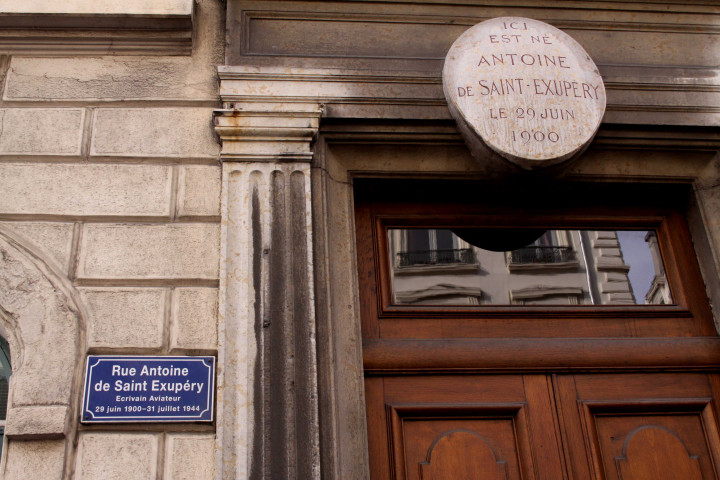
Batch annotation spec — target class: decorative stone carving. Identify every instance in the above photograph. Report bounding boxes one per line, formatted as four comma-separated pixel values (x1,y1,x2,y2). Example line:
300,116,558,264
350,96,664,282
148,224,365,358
0,226,85,478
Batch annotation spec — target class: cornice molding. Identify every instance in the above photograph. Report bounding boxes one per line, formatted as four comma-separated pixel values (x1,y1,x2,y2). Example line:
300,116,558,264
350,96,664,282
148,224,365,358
218,64,720,128
0,0,193,56
213,103,323,162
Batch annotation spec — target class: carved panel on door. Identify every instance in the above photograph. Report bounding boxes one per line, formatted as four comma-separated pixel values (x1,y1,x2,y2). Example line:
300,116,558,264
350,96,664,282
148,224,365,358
595,412,717,480
400,415,519,480
556,373,720,480
419,429,508,480
366,375,565,479
616,426,702,480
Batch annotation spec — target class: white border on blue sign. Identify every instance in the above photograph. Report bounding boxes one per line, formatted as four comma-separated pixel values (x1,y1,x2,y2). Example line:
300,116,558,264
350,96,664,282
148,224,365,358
81,355,215,423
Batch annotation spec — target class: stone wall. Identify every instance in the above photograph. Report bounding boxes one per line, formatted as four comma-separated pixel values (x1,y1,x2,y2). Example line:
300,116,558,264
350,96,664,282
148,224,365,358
0,0,223,478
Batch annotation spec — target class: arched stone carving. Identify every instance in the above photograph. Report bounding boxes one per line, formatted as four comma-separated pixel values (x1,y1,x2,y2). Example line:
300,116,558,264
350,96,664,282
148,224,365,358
0,226,85,478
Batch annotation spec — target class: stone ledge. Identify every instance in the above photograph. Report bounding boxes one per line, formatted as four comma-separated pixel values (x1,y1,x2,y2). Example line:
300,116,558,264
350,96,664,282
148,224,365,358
0,0,193,56
5,405,68,439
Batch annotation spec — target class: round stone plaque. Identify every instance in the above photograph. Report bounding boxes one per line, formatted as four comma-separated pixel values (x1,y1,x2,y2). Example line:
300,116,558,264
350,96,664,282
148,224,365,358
443,17,606,169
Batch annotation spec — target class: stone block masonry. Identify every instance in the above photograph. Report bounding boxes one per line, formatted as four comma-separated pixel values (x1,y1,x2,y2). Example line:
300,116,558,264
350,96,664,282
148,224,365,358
77,223,219,281
81,288,166,349
91,108,220,159
0,3,222,480
0,164,174,217
164,434,217,480
75,433,159,480
0,108,83,155
171,287,218,351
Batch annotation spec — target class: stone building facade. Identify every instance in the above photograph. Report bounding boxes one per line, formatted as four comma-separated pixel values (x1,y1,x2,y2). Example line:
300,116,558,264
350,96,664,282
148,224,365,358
0,1,719,479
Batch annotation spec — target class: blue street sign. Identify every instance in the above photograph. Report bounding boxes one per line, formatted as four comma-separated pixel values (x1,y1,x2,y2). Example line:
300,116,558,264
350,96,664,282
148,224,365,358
81,355,215,423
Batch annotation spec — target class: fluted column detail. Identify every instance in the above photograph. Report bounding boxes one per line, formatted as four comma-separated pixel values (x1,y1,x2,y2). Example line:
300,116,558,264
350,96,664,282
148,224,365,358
214,103,322,480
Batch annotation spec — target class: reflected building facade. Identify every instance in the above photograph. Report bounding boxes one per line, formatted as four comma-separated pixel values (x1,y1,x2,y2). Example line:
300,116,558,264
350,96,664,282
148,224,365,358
390,229,669,306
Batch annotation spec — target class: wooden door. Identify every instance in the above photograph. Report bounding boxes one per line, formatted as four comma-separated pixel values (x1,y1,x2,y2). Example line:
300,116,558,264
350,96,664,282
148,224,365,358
356,180,720,480
366,375,565,480
367,372,720,480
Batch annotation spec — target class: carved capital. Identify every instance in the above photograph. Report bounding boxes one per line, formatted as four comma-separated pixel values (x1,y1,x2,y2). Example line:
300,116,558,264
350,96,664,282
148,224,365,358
213,103,323,162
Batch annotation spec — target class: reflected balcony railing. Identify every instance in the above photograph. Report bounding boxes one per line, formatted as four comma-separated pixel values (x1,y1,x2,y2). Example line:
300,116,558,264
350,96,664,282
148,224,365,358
509,246,576,264
397,248,475,267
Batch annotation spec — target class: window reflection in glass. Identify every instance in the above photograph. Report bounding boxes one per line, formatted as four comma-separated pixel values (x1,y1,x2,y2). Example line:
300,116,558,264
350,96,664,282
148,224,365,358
388,229,671,306
0,337,10,459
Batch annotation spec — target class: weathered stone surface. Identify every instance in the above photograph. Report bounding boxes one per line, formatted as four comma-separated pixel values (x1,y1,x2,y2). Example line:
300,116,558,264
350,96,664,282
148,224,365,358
214,104,322,159
218,163,320,479
0,222,74,273
0,0,194,56
0,164,172,217
0,0,191,15
4,440,65,480
171,287,217,350
76,433,159,480
0,109,82,155
178,165,221,217
81,288,165,348
165,434,216,480
6,57,215,101
77,224,220,280
91,108,220,158
229,2,720,69
4,405,67,438
4,0,223,101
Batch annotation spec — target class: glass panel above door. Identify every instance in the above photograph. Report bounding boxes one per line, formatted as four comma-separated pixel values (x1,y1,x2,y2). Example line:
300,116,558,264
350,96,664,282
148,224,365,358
388,228,672,306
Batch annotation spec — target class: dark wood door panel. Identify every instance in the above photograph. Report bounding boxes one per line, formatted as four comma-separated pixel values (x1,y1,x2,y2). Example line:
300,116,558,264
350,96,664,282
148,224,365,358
598,414,713,480
366,374,566,480
556,373,720,480
405,418,520,480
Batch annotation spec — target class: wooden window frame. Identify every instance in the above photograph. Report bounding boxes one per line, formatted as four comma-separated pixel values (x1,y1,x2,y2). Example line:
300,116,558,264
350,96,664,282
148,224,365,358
356,179,718,373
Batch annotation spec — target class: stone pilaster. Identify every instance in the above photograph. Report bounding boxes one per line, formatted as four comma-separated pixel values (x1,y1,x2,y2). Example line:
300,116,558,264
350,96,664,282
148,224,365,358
214,103,322,480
